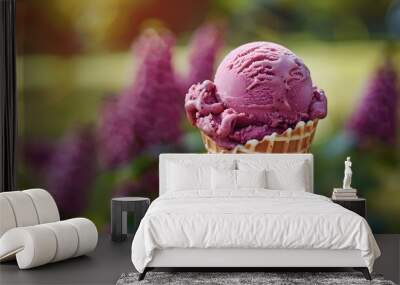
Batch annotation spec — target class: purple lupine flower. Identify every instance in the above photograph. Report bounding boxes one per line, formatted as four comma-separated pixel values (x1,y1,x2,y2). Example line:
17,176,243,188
127,30,183,146
346,59,398,145
46,128,96,218
98,30,183,168
132,29,175,61
97,95,138,168
179,23,224,93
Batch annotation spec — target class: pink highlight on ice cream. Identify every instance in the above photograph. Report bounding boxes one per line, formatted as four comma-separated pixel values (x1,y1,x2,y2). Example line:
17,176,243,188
185,42,327,149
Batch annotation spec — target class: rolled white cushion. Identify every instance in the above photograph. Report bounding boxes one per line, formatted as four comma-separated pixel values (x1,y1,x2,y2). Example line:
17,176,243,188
65,218,98,257
0,195,17,237
0,191,39,227
42,221,79,262
0,226,57,269
23,189,60,224
0,218,97,269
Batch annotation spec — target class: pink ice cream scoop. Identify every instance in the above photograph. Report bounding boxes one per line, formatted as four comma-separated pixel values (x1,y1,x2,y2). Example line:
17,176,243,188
185,41,327,149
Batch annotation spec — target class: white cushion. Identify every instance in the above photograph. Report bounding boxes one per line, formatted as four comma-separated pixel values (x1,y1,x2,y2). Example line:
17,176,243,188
211,168,236,190
238,160,309,191
42,221,79,262
167,160,235,191
0,218,97,269
0,225,58,268
65,218,98,257
23,189,60,224
236,169,267,189
0,191,39,227
0,196,17,237
0,189,60,234
211,169,267,191
167,163,210,191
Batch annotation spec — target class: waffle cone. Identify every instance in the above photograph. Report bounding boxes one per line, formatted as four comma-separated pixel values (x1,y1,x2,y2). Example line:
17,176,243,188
201,120,319,153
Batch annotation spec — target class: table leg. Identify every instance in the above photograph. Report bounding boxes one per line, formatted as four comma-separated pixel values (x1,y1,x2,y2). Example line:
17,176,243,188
111,201,124,242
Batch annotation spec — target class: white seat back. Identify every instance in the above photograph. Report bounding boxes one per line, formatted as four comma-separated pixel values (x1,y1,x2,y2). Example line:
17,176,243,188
0,189,60,237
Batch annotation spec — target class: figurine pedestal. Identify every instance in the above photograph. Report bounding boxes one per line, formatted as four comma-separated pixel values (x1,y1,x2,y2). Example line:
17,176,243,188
332,188,358,200
334,188,357,192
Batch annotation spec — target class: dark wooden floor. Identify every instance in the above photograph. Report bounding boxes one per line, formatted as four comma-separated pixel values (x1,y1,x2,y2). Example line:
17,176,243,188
374,234,400,284
0,234,398,284
0,234,134,285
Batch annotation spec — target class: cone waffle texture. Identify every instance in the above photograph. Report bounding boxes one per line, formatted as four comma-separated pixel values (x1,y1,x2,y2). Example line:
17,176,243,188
201,120,319,154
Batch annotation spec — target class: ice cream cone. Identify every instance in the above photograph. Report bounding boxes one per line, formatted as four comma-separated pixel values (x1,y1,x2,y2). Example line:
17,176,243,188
201,119,319,154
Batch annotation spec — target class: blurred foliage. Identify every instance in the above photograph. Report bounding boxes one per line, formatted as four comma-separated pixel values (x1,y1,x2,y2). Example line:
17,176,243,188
16,0,400,54
16,0,211,53
216,0,396,43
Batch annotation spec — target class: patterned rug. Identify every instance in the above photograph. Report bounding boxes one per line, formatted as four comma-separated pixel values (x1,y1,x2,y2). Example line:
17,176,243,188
117,271,395,285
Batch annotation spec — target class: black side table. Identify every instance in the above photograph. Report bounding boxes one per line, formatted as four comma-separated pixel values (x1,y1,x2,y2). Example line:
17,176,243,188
111,197,150,242
332,198,366,218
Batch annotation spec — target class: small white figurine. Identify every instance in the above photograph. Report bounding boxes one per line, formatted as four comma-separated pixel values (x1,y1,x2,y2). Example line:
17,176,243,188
343,156,353,189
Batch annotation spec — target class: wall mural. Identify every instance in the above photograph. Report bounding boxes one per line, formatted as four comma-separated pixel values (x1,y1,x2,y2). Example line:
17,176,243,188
16,0,399,233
